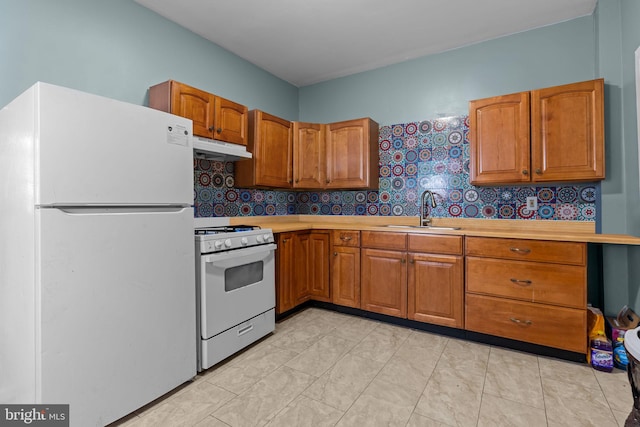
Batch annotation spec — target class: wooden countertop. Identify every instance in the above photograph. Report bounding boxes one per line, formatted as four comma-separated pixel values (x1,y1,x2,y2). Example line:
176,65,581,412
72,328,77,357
229,215,640,245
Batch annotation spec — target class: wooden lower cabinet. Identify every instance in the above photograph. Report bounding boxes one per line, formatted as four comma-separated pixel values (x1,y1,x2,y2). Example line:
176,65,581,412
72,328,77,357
277,229,588,355
330,230,361,308
276,232,296,314
361,248,407,318
465,294,586,353
408,252,464,328
308,231,331,301
360,232,464,325
465,236,588,354
275,230,329,315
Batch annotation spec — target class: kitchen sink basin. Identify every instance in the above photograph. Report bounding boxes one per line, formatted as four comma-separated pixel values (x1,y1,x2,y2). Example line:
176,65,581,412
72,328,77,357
383,225,461,230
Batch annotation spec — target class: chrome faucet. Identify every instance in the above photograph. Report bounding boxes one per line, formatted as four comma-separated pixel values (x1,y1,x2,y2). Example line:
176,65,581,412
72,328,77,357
420,190,437,226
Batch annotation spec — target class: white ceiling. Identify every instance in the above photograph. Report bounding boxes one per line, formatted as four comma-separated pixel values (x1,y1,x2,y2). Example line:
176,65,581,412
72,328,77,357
135,0,597,87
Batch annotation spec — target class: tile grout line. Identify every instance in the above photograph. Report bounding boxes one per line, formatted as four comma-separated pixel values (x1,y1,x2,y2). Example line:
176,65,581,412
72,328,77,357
405,330,451,427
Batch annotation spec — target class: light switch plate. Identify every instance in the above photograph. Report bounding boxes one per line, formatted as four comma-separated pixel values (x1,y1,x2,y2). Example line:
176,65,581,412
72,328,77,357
526,196,538,210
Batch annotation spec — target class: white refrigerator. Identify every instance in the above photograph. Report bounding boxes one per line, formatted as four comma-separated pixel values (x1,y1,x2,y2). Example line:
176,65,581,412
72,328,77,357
0,83,196,426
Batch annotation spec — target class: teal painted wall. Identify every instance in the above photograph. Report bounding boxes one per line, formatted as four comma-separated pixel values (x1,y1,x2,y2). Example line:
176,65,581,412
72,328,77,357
596,0,640,315
0,0,299,120
298,16,597,125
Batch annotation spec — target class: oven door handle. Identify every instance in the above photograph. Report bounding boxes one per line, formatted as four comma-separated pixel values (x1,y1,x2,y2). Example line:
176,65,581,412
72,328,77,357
201,243,277,263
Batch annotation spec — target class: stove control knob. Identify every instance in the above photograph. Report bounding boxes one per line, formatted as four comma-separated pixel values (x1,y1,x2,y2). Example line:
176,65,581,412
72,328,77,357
256,235,264,243
224,239,233,248
241,237,248,246
264,234,271,242
214,240,223,249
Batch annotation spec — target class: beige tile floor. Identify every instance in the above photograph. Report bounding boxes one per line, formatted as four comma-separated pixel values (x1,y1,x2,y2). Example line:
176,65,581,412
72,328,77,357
112,307,635,427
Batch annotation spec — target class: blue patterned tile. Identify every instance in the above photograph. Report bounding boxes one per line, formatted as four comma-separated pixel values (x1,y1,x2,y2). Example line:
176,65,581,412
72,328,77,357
192,114,597,222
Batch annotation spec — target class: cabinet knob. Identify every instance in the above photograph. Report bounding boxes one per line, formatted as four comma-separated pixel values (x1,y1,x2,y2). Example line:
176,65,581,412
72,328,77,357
216,128,222,133
409,259,415,264
401,258,406,264
535,168,542,175
522,169,529,175
295,179,299,183
208,126,214,132
282,238,288,243
333,252,338,256
326,179,330,184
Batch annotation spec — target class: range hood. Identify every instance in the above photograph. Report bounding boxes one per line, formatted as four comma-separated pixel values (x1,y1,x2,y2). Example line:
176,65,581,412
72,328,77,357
193,137,252,161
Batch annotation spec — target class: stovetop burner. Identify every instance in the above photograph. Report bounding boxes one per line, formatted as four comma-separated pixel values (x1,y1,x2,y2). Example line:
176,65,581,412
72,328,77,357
195,225,260,235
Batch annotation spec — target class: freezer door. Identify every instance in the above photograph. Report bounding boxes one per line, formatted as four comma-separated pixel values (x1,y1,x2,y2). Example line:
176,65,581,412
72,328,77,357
35,83,193,206
37,207,196,426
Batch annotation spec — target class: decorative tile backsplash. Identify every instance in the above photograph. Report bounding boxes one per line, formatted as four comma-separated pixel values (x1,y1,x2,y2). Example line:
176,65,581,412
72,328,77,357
194,115,597,221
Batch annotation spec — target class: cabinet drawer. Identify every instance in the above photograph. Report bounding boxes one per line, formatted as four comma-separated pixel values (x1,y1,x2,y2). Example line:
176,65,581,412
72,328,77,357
465,294,586,354
466,257,586,308
408,234,463,255
361,231,407,250
331,230,360,247
465,237,586,265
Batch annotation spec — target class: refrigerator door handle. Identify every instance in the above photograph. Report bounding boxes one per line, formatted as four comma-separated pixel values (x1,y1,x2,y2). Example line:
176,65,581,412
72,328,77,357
44,206,191,214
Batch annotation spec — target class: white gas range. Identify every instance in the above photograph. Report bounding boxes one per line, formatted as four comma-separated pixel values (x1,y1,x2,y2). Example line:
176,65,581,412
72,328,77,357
194,223,276,371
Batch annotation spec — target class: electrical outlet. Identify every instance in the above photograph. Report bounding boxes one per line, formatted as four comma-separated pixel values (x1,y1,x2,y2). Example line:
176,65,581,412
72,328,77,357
526,196,538,210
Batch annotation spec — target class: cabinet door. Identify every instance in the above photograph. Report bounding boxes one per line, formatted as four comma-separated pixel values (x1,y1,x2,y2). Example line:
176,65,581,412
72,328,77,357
330,246,361,308
170,81,216,139
293,122,326,188
236,110,292,188
308,232,331,301
469,92,531,185
214,96,248,146
408,253,463,328
326,118,379,189
531,79,605,182
292,232,312,305
361,248,407,318
252,111,293,188
276,233,296,314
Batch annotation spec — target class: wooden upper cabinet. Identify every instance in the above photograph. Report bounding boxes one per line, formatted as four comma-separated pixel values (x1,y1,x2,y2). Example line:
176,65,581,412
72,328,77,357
469,92,531,185
469,78,605,185
291,118,379,190
293,122,326,188
326,118,379,190
235,110,293,188
148,80,248,145
215,96,248,146
531,79,605,182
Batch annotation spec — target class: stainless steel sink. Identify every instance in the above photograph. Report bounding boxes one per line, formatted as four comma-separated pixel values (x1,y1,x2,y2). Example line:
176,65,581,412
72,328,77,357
383,225,461,230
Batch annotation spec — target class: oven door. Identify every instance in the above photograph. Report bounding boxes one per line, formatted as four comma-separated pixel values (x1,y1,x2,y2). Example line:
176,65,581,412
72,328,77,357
199,243,276,339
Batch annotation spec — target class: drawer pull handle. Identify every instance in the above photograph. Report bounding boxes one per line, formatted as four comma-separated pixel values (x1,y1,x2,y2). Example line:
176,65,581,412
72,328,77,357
510,317,533,326
340,236,352,241
509,247,531,255
237,324,254,336
510,278,532,286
